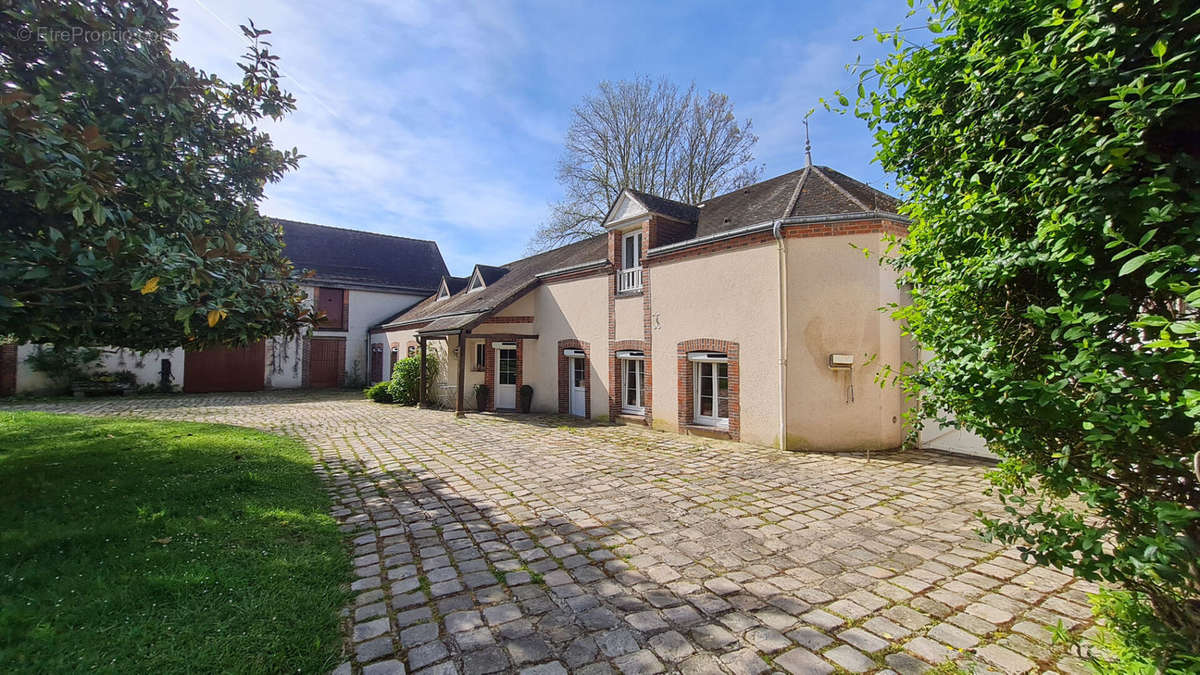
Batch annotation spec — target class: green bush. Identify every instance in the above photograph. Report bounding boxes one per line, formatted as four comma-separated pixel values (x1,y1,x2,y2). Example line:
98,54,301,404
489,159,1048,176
363,382,394,404
850,0,1200,666
387,353,440,406
24,345,101,389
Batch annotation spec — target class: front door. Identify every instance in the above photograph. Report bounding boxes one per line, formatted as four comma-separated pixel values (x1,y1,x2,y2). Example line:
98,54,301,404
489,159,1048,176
370,344,384,383
494,345,517,409
569,357,586,417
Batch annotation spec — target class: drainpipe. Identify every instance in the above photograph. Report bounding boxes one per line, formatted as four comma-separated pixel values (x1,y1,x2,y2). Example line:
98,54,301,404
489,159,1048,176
773,220,789,450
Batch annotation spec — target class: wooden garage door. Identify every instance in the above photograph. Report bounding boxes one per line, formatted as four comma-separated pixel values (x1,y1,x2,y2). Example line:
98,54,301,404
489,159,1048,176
309,337,343,389
183,342,265,393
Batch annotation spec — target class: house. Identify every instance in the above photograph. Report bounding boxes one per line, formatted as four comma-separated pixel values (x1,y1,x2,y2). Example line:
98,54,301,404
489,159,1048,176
372,165,918,451
1,219,447,395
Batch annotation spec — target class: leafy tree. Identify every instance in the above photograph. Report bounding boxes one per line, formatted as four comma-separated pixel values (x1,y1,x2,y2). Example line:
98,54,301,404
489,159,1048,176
852,0,1199,667
0,0,313,351
530,76,760,251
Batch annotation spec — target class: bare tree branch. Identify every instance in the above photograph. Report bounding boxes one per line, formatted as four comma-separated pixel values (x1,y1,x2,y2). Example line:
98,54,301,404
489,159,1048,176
529,77,761,252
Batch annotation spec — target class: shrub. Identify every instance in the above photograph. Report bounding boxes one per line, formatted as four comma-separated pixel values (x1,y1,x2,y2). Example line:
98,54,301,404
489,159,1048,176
25,345,101,389
363,382,394,404
386,353,440,406
850,0,1199,665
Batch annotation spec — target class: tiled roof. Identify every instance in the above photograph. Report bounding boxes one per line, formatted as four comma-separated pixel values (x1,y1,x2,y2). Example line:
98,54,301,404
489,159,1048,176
694,166,899,237
377,235,608,332
626,189,701,224
377,165,899,333
277,218,447,292
474,264,510,286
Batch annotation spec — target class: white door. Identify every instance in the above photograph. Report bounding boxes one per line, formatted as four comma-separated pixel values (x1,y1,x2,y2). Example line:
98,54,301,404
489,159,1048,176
495,346,517,409
569,357,586,417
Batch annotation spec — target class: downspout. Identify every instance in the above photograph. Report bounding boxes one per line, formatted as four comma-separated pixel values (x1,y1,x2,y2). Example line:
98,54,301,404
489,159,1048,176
772,220,789,450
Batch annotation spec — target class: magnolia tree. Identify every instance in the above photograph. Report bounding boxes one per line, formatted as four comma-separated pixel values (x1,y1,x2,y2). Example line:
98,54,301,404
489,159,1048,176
851,0,1199,668
0,0,313,351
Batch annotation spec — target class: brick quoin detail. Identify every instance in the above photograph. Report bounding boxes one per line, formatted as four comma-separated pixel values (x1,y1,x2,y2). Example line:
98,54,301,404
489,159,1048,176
300,336,311,387
482,335,524,412
607,217,654,424
677,338,740,441
557,339,591,418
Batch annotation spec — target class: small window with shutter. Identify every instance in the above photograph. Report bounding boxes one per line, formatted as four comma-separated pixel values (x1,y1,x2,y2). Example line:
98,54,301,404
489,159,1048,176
315,287,347,330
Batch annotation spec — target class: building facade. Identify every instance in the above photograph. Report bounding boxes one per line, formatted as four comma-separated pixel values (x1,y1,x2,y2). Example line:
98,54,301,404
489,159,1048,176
373,166,919,451
2,219,446,395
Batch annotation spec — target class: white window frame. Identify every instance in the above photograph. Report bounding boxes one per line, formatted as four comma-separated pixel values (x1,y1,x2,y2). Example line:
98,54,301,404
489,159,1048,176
436,280,450,301
467,269,485,293
617,350,646,414
618,230,643,292
621,231,642,270
688,352,729,428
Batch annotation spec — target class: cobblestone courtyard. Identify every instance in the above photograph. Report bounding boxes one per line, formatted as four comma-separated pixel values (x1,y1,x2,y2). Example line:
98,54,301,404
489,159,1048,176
5,391,1098,674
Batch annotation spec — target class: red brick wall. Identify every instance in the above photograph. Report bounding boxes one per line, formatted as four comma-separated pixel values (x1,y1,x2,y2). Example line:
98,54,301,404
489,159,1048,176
557,339,591,417
0,344,16,396
647,215,693,249
676,338,740,441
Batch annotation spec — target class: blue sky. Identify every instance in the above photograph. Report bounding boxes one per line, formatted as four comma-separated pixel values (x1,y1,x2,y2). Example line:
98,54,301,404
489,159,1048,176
172,0,908,276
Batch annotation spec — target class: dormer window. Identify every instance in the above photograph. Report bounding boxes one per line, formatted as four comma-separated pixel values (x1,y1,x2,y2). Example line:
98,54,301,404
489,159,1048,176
467,269,486,293
618,230,643,293
435,279,451,301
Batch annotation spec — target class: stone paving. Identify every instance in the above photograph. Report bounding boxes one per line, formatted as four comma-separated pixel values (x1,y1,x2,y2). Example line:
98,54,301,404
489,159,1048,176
4,391,1099,674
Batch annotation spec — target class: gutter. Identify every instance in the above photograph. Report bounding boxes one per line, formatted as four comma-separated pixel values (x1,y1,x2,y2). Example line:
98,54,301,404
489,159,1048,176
773,220,789,451
535,259,609,280
375,307,494,332
645,211,909,258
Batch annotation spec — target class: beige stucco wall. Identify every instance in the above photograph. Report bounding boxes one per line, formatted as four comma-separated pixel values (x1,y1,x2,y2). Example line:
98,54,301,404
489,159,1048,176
613,295,642,341
529,275,610,417
493,292,535,318
304,285,426,387
648,244,782,446
783,233,906,451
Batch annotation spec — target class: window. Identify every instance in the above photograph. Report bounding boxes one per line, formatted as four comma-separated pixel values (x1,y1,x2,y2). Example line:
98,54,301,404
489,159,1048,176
407,344,416,357
618,231,643,292
572,357,586,389
473,342,486,371
617,350,645,413
498,348,517,386
467,269,485,293
622,231,641,269
436,280,450,301
315,287,347,330
692,357,729,427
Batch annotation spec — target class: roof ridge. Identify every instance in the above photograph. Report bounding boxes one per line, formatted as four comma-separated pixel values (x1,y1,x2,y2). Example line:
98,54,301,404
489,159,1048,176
271,217,440,246
782,166,812,218
701,168,808,206
810,166,869,211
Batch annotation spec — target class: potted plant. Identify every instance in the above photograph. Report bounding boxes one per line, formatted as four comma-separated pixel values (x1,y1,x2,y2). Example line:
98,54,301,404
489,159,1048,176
474,384,489,412
519,384,534,413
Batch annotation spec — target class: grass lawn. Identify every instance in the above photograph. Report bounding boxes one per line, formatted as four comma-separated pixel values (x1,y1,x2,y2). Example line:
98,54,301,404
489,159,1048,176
0,412,349,673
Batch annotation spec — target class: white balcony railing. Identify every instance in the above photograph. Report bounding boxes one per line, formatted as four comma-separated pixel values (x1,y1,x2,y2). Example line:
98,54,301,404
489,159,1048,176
618,266,643,293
